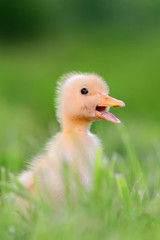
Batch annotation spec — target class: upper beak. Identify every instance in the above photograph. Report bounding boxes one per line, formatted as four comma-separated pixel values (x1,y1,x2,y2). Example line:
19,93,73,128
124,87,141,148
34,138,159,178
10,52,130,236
98,95,125,108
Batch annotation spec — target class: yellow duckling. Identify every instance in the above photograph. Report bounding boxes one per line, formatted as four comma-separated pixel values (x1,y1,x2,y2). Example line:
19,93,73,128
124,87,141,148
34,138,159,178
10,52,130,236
17,72,125,208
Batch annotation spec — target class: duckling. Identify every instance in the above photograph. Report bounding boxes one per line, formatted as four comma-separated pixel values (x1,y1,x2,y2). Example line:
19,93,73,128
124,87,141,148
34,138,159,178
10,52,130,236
17,72,125,208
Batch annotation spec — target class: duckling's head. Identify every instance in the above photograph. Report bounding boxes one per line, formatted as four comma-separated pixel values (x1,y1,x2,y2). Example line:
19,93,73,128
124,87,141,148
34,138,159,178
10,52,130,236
56,72,125,130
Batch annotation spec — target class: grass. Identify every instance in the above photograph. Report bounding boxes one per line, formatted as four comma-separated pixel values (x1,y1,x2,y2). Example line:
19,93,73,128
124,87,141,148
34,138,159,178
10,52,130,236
0,128,160,240
0,30,160,239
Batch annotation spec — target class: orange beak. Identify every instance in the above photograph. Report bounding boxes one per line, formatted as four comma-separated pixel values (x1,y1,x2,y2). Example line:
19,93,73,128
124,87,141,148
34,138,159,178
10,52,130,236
95,95,125,123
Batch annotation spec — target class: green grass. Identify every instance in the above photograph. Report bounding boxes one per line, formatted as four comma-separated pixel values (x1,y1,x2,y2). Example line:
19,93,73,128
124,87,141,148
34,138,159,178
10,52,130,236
0,30,160,239
0,129,160,240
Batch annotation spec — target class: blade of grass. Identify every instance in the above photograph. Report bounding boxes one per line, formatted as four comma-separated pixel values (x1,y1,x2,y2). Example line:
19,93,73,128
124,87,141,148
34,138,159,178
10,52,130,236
93,148,103,197
115,174,132,216
0,167,7,205
117,124,146,190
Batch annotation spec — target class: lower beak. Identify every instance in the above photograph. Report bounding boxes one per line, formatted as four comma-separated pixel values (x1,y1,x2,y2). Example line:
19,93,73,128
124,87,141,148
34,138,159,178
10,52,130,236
95,95,125,123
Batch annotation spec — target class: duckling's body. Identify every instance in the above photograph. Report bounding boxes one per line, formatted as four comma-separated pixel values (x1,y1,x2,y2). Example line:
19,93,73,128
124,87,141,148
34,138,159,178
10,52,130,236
17,72,125,209
19,129,100,206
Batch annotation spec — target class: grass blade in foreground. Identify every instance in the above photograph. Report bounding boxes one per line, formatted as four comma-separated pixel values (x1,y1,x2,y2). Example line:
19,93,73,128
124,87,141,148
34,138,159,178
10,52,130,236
117,124,146,190
115,174,132,216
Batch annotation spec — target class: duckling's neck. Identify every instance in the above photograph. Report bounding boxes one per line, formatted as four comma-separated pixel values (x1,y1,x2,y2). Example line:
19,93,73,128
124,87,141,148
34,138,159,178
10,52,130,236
61,117,91,134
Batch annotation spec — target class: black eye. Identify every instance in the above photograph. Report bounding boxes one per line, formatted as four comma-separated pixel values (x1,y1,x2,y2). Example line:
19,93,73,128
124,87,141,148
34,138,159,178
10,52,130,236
81,88,88,95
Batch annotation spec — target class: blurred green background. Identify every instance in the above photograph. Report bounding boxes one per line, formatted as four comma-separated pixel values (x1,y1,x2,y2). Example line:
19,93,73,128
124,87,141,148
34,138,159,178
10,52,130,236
0,0,160,173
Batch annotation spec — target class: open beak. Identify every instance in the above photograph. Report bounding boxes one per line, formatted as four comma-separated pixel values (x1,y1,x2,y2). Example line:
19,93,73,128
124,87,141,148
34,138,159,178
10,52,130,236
95,95,125,123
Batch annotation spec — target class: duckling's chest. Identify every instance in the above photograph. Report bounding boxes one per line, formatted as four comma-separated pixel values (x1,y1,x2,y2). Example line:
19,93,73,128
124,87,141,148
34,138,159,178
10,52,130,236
47,132,101,190
63,133,100,188
58,132,100,163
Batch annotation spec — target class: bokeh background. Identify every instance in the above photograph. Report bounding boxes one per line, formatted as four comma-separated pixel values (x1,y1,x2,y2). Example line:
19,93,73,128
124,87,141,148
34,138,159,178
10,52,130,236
0,0,160,174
